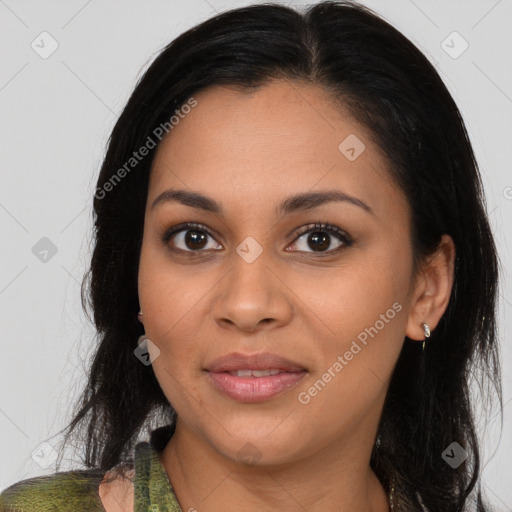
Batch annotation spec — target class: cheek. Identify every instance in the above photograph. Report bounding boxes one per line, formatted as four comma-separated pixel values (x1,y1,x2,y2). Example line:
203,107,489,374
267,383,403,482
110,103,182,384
298,242,411,391
141,269,208,409
294,283,407,454
138,243,203,364
139,237,203,321
305,250,409,338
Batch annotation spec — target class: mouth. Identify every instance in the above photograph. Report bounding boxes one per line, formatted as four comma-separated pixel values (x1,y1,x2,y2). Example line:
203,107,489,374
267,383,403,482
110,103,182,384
205,351,306,373
225,369,289,377
204,352,307,403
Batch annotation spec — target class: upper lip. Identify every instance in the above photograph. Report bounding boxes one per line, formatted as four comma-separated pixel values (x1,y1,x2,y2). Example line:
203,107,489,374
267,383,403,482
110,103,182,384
205,352,306,373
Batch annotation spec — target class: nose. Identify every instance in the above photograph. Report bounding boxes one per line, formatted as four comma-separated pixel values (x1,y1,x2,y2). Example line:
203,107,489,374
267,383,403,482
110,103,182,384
212,248,293,333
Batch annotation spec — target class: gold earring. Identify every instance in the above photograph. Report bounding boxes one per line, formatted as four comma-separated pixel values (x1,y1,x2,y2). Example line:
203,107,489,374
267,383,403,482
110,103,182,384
422,322,430,351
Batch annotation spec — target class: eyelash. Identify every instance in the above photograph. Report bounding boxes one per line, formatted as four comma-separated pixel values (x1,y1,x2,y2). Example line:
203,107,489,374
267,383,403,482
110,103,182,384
161,221,353,255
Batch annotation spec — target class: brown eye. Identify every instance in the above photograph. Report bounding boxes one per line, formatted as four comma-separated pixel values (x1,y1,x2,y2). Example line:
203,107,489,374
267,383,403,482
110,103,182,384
289,223,353,253
162,223,222,252
182,230,208,250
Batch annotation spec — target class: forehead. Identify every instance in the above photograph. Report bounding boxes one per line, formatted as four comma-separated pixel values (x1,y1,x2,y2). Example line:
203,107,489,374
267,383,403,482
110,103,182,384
147,79,405,220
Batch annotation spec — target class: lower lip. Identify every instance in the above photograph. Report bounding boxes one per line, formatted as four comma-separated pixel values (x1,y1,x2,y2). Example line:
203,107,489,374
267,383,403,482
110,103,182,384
206,371,307,403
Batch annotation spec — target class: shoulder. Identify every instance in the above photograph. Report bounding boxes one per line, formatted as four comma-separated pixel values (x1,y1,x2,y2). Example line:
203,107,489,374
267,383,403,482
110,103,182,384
0,468,107,512
98,467,135,512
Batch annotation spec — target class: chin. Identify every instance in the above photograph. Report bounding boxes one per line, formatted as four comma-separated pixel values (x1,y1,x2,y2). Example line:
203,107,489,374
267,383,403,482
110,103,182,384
202,421,314,468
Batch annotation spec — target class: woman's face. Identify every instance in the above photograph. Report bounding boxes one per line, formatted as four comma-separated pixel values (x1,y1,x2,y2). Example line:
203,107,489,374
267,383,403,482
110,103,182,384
138,79,422,465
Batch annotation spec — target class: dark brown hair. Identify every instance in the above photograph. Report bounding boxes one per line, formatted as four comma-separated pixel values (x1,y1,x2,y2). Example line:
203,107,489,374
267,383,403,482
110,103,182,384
53,2,502,510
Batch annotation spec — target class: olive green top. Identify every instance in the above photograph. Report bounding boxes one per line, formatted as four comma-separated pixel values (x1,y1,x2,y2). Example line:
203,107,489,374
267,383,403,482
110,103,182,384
0,425,183,511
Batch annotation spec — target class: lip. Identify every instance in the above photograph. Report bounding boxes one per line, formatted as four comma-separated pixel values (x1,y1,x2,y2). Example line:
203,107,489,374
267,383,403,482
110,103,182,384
205,352,307,403
205,352,306,373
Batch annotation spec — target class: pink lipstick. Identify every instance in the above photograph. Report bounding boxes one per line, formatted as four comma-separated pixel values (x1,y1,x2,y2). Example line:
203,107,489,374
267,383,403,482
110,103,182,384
205,352,307,403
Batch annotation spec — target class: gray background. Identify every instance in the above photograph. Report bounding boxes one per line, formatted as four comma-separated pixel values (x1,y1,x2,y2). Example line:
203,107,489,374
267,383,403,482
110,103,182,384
0,0,511,509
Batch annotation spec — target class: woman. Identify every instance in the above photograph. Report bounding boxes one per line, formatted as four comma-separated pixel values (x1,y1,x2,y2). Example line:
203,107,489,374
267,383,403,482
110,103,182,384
0,1,503,511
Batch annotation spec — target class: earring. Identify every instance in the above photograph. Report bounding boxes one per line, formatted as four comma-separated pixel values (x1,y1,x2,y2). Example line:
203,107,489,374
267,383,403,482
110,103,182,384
422,322,430,351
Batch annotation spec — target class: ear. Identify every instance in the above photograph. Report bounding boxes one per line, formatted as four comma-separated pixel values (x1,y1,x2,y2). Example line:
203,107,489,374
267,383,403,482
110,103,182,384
405,234,456,341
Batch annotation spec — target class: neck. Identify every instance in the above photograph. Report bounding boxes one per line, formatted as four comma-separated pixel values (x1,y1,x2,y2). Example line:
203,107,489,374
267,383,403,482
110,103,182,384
159,422,390,512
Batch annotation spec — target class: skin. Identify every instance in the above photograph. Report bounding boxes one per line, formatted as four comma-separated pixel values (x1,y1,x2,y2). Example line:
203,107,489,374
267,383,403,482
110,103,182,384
101,79,455,512
98,469,134,511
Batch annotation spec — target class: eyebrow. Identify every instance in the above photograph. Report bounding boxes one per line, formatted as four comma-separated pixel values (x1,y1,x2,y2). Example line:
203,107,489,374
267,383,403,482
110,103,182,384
151,188,374,216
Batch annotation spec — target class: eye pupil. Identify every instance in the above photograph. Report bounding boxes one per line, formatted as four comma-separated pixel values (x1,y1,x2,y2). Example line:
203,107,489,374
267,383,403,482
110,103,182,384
309,232,330,251
185,230,207,250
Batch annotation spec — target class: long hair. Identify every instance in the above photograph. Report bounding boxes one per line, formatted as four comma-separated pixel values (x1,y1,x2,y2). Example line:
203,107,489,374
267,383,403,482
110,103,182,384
53,2,502,510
